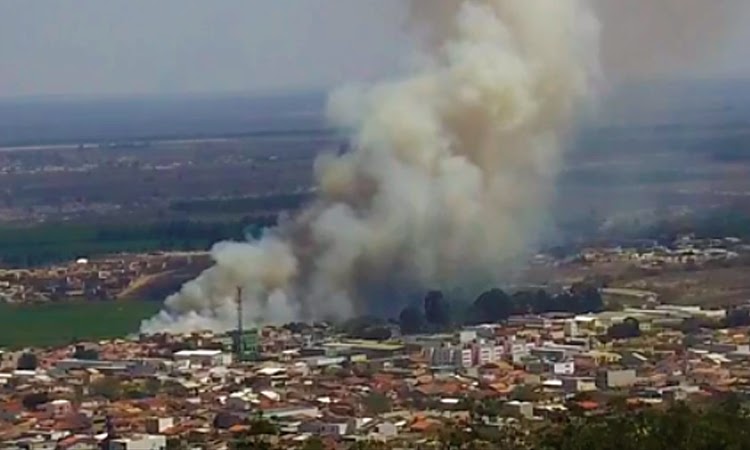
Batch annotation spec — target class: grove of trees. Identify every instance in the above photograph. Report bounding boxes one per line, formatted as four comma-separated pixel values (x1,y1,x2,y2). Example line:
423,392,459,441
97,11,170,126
395,284,603,335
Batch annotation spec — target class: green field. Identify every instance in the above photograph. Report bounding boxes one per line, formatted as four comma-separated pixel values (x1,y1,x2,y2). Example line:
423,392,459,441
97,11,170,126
0,301,162,348
0,220,258,267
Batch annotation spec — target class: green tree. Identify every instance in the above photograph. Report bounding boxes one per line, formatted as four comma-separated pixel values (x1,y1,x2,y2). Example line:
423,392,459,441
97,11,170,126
22,392,49,411
144,378,162,396
17,352,38,370
248,415,278,436
470,288,511,323
510,385,541,402
300,437,325,450
73,347,100,360
362,392,392,415
424,290,451,329
399,306,425,335
607,317,641,340
90,377,123,401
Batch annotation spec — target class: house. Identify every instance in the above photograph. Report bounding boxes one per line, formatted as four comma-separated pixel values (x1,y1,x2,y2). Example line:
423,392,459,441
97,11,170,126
172,350,229,368
3,437,57,450
552,361,575,376
585,351,622,366
507,315,552,329
597,369,637,389
561,377,597,394
620,351,650,369
45,399,73,418
56,435,99,450
0,350,21,370
502,401,534,419
260,405,320,420
108,434,166,450
145,417,174,434
369,421,398,441
299,417,353,437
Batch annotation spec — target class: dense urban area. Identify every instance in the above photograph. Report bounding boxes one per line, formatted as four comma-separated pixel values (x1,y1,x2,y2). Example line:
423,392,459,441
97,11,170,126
2,230,750,449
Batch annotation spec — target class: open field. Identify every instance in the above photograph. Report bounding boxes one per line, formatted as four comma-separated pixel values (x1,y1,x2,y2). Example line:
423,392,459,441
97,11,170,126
0,220,261,267
525,258,750,309
615,265,750,307
0,301,161,348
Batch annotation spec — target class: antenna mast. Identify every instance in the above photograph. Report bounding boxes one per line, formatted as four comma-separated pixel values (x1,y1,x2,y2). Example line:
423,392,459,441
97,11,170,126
235,286,243,361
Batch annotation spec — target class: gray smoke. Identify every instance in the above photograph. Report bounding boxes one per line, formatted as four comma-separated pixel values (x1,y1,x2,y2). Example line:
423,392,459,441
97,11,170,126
141,0,601,334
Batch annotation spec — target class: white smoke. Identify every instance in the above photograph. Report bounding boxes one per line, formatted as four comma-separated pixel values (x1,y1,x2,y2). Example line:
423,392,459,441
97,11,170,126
141,0,601,334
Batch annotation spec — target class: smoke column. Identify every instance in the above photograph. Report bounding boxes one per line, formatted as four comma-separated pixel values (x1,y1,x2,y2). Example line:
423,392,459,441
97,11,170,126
141,0,601,334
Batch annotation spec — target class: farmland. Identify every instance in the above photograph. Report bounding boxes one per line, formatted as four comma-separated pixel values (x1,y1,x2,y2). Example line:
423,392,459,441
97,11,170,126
0,301,161,348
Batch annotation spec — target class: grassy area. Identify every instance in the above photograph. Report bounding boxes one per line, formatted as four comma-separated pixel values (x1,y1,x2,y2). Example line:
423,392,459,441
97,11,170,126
0,301,161,349
0,220,254,267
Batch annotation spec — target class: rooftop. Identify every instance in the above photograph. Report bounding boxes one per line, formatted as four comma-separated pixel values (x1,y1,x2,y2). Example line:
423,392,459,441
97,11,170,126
174,349,222,357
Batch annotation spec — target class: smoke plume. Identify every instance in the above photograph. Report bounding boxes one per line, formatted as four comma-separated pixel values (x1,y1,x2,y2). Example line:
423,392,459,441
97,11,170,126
141,0,601,334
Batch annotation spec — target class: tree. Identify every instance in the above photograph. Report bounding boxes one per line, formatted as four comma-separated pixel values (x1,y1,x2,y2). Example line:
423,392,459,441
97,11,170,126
17,352,38,371
424,290,450,329
348,442,388,450
300,437,325,450
73,347,99,360
471,288,512,323
530,289,556,314
90,377,123,401
607,317,641,340
360,326,393,340
22,392,49,411
166,438,188,450
399,306,425,335
341,316,393,340
570,283,604,313
511,290,536,315
724,308,750,328
510,384,542,403
144,378,162,396
362,392,392,415
248,416,278,436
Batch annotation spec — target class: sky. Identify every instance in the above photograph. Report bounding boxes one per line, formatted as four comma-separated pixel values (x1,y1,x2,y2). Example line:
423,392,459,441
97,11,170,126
1,0,750,99
0,0,408,98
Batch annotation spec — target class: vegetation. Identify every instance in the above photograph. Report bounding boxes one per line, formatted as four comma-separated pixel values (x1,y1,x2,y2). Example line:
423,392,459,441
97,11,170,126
340,285,604,339
230,415,280,450
362,392,393,415
215,398,750,449
21,392,49,411
90,377,123,401
73,346,100,360
169,193,312,215
424,290,452,329
535,399,750,450
0,219,273,267
0,301,160,348
16,352,38,370
607,317,642,340
395,284,603,335
398,306,426,335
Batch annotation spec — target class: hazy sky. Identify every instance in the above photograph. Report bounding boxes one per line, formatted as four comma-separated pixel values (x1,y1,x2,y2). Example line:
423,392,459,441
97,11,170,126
2,0,750,98
0,0,408,98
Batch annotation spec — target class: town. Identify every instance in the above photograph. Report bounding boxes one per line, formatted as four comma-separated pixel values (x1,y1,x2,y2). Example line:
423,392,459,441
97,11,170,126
2,1,750,448
0,253,210,304
2,282,750,449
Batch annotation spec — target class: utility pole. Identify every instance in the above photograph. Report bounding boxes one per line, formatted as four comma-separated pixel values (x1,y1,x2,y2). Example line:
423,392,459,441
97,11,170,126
235,286,243,362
